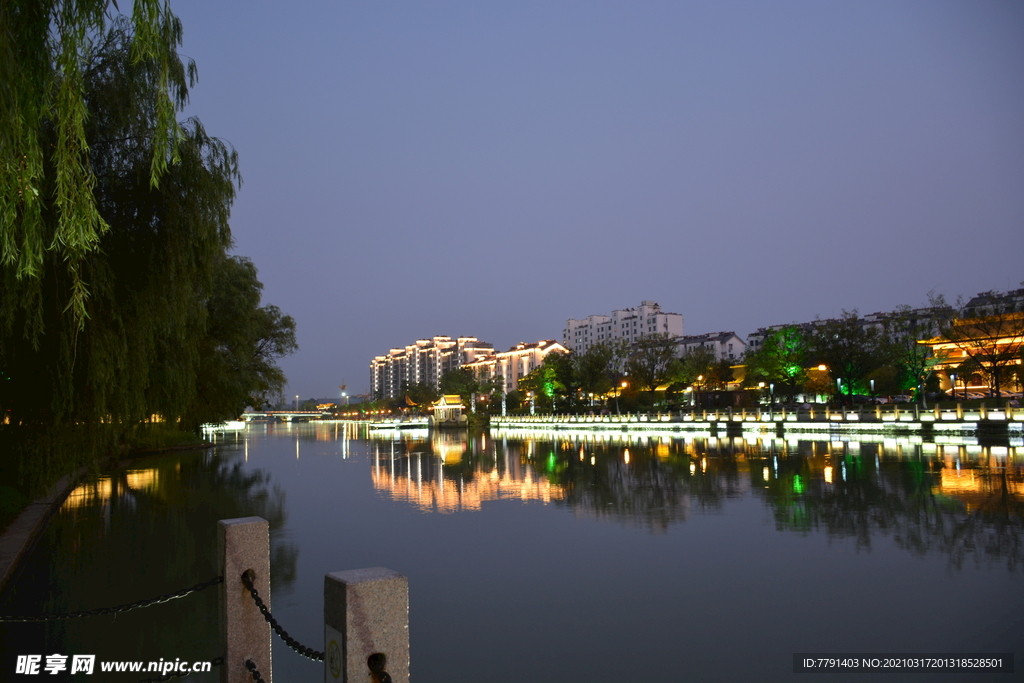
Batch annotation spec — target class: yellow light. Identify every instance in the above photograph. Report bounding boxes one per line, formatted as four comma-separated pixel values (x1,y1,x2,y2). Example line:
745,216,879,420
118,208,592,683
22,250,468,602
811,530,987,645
590,456,596,465
824,466,833,484
818,364,827,371
624,449,630,464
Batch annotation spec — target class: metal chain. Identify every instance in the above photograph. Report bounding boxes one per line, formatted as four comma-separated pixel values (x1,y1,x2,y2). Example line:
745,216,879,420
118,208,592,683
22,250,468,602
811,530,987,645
368,652,394,683
245,659,266,682
240,570,325,661
138,656,224,683
0,576,224,623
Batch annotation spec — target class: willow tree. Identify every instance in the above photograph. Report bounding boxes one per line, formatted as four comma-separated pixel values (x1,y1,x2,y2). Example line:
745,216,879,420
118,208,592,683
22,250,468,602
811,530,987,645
0,0,185,331
185,255,297,428
0,16,296,491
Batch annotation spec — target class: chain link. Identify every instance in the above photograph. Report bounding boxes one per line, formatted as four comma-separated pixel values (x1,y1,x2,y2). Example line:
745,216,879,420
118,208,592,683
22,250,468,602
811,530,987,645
240,570,325,661
0,576,224,623
138,656,224,683
245,659,266,682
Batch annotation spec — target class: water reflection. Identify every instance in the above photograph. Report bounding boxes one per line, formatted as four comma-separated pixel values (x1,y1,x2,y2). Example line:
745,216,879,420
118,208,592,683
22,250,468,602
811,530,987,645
368,428,1024,567
369,431,564,512
0,447,297,677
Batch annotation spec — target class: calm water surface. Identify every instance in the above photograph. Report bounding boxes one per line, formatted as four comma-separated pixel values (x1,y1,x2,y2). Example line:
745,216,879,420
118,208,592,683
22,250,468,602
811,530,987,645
3,422,1023,682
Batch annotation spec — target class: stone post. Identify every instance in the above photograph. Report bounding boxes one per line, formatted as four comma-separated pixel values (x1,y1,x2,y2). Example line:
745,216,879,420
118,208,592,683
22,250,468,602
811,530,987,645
325,568,409,683
219,517,272,682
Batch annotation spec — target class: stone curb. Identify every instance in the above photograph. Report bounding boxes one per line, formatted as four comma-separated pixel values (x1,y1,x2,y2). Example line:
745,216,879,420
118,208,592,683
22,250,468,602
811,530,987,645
0,468,84,596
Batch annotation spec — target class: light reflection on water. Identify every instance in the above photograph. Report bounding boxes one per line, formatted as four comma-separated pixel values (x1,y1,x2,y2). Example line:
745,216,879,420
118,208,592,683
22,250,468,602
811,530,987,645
2,423,1022,683
365,427,1024,551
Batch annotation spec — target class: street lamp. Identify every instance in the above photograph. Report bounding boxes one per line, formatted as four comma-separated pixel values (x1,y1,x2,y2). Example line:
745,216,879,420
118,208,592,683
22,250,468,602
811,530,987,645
950,373,957,401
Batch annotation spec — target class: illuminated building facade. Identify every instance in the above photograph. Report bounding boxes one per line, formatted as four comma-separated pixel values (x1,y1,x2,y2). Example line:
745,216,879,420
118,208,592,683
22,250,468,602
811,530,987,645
462,340,570,393
563,300,683,354
921,311,1024,396
370,336,494,400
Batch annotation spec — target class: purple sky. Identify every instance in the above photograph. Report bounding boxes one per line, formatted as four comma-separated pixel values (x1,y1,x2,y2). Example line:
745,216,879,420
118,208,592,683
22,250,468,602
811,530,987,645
174,1,1024,400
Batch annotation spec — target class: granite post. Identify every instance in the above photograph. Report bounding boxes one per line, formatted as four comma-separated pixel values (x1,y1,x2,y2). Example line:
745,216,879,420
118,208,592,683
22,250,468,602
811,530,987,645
324,568,409,683
219,517,272,682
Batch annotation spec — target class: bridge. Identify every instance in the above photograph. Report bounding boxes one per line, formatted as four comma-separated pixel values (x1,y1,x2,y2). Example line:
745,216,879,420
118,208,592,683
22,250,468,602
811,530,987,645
241,410,329,422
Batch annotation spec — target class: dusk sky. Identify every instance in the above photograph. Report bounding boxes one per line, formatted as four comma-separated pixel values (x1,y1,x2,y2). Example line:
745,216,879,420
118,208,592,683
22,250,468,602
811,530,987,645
174,1,1024,401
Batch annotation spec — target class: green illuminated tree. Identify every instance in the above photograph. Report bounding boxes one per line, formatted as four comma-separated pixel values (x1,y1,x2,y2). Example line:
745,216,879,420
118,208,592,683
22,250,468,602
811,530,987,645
517,364,563,412
877,302,953,399
808,311,882,403
743,326,809,401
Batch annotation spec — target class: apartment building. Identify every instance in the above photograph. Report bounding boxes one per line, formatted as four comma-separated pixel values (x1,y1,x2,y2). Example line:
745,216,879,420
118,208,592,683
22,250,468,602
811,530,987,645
677,331,746,361
563,300,683,353
462,340,569,393
371,336,494,400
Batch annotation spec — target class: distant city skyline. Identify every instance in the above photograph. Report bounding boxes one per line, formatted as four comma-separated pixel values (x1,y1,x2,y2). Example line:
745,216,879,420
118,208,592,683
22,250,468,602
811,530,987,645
174,1,1024,398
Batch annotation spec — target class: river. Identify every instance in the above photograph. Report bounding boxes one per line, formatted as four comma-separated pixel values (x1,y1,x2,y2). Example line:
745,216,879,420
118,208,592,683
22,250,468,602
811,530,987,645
2,422,1022,682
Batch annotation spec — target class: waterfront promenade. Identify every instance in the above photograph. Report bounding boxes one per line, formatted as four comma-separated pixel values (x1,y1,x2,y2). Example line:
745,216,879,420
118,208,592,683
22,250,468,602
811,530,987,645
491,403,1022,443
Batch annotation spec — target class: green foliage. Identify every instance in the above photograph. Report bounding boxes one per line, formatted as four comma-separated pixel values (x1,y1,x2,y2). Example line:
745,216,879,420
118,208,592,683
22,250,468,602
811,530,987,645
184,256,297,427
808,311,882,400
668,346,715,388
438,367,479,404
624,333,679,406
403,382,440,408
743,326,808,399
0,17,295,492
1,1,191,330
517,363,563,412
575,340,627,399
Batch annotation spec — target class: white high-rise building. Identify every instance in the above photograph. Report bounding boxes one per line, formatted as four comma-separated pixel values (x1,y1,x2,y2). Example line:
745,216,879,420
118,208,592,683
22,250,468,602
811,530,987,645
463,340,570,393
563,300,683,353
370,336,494,400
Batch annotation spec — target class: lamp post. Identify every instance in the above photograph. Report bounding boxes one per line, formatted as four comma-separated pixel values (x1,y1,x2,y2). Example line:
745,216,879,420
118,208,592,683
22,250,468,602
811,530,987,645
950,373,957,401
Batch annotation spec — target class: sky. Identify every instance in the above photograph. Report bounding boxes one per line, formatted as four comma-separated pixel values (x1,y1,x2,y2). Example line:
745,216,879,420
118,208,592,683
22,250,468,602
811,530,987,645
173,1,1024,401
